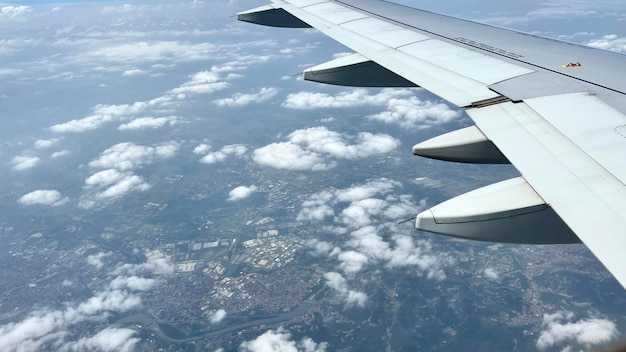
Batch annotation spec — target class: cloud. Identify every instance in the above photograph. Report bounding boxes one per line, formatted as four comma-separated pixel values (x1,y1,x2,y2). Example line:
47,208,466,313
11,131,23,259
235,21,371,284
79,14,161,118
324,272,367,307
198,144,247,164
10,154,41,171
483,267,499,280
214,87,278,107
50,100,158,133
297,179,451,302
121,68,147,76
0,6,31,21
51,150,70,158
587,34,626,53
79,142,176,209
87,252,111,270
34,138,60,149
240,327,328,352
109,276,157,291
193,143,211,155
253,127,400,171
366,96,461,130
64,328,140,352
227,185,258,201
89,141,179,171
79,41,218,65
80,169,150,208
0,258,173,352
18,190,68,206
50,70,230,133
253,141,334,171
102,4,142,14
282,88,412,109
118,116,180,130
536,311,618,350
208,309,227,324
168,70,229,96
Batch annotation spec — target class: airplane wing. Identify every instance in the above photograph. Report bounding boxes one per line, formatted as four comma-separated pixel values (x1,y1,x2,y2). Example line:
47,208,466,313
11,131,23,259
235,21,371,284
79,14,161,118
237,0,626,289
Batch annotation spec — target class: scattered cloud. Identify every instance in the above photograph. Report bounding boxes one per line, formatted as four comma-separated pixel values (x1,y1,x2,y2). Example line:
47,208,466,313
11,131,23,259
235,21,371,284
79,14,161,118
253,127,400,171
18,190,68,206
324,272,368,307
483,267,499,280
51,150,70,158
80,142,178,208
0,6,31,21
536,311,618,350
282,88,461,130
118,116,180,130
50,100,157,133
367,96,461,130
587,34,626,53
227,185,258,201
34,138,60,149
89,141,179,171
87,252,111,270
240,327,328,352
169,70,229,97
282,88,412,110
208,309,227,324
193,143,211,155
80,169,150,208
0,258,173,352
101,4,143,14
10,154,41,171
79,40,218,65
198,144,247,164
50,69,231,134
298,179,452,305
214,87,278,107
121,68,147,76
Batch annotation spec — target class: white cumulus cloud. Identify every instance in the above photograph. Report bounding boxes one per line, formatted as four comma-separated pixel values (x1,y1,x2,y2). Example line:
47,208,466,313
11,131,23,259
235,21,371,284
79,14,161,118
10,154,41,171
297,179,451,303
214,87,278,107
34,138,60,149
367,96,461,130
18,190,68,206
198,144,247,164
240,327,328,352
324,272,367,307
0,6,31,21
208,309,227,324
282,88,412,109
587,34,626,53
118,116,180,130
227,185,258,201
0,258,172,352
253,127,400,171
483,267,499,280
536,311,618,350
89,141,179,170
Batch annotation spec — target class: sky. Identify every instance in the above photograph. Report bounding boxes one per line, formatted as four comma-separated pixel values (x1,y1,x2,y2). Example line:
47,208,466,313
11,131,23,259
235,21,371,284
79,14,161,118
0,0,624,351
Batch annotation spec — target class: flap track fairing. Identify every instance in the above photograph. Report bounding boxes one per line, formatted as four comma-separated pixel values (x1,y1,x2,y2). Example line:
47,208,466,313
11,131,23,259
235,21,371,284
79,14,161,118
237,5,311,28
415,177,580,244
303,53,418,87
412,126,509,164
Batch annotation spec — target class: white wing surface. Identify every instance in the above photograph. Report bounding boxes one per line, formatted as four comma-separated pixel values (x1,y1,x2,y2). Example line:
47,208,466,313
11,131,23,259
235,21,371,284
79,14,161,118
238,0,626,289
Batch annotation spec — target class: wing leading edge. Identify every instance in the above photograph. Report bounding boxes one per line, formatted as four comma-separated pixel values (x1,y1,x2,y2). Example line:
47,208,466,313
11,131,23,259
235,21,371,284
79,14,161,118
238,0,626,289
